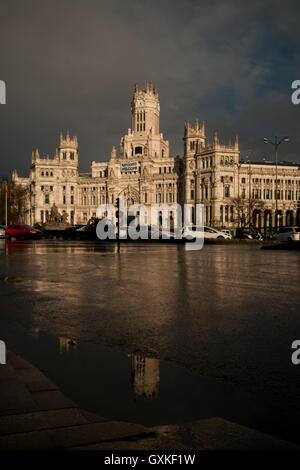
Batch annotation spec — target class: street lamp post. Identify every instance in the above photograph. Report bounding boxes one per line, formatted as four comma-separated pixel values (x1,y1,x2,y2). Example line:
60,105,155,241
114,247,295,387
210,176,216,227
248,160,251,228
235,162,241,228
244,157,252,228
264,136,289,229
0,177,8,226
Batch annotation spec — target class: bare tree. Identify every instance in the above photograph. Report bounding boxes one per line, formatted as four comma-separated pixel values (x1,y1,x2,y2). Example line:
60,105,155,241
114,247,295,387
0,182,29,225
230,196,265,228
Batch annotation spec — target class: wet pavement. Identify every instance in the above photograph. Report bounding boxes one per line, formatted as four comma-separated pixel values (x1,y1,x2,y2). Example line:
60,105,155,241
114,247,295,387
0,239,300,444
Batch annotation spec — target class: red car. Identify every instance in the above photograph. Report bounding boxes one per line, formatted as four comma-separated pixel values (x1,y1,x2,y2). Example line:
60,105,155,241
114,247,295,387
5,224,42,240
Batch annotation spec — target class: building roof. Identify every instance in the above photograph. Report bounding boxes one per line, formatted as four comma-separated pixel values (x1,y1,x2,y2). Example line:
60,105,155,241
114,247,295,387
240,160,300,168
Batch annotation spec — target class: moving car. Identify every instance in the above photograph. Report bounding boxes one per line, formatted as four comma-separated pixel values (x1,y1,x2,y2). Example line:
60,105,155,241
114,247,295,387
0,225,6,239
183,225,231,240
274,226,300,242
5,224,42,240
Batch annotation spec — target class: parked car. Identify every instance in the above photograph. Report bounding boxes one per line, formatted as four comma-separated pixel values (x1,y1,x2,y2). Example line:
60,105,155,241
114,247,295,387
220,229,233,239
0,225,6,239
264,228,275,240
183,225,231,240
234,228,253,240
5,224,42,240
274,226,300,242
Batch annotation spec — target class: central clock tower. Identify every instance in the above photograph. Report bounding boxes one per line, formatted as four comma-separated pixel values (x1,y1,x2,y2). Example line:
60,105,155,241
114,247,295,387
131,81,160,135
118,82,169,160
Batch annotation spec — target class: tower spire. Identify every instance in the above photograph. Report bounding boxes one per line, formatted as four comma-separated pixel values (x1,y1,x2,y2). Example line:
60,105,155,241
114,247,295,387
213,131,219,147
110,145,117,160
235,134,239,149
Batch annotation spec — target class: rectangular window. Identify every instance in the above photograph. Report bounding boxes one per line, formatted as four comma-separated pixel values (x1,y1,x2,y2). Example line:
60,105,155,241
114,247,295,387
71,195,74,204
45,194,49,204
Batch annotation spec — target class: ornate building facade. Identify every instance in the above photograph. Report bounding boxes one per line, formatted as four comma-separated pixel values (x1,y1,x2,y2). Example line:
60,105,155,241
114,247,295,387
13,82,300,229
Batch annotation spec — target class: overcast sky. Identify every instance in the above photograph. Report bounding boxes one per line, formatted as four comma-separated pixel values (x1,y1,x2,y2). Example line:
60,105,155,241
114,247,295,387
0,0,299,177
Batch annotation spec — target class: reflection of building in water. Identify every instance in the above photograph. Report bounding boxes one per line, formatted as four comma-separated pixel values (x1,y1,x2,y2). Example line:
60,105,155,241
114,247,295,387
59,337,78,354
131,356,160,400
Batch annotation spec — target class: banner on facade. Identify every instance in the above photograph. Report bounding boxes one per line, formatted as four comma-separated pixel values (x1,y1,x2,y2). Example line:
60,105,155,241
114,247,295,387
120,161,140,173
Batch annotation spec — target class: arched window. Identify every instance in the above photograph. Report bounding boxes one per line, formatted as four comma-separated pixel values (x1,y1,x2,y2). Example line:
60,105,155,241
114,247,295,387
135,146,143,155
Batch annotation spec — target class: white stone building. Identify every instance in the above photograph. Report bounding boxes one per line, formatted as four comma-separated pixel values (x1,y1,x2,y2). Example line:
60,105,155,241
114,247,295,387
13,82,300,229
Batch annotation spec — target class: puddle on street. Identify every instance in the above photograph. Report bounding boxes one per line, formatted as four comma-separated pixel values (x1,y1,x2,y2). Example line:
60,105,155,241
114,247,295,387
1,240,300,446
2,327,300,446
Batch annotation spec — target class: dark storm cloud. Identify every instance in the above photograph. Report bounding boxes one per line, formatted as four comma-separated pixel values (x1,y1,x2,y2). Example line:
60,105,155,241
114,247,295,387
0,0,299,178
